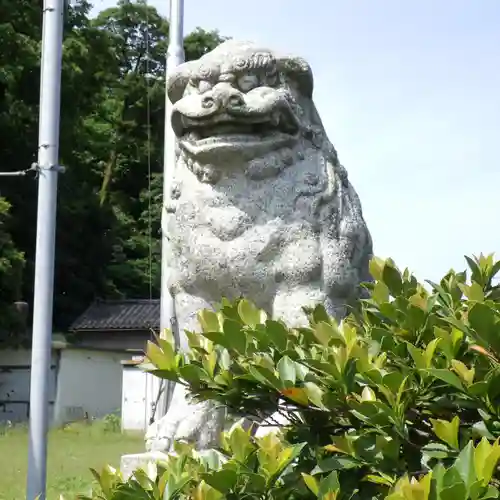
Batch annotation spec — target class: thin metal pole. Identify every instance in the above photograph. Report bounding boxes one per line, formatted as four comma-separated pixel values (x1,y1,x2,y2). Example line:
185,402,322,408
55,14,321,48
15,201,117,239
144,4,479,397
157,0,185,419
26,1,64,499
0,171,29,177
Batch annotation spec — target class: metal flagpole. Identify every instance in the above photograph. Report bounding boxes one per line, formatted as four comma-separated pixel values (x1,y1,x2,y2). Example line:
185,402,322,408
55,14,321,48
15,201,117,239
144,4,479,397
157,0,185,418
26,1,64,499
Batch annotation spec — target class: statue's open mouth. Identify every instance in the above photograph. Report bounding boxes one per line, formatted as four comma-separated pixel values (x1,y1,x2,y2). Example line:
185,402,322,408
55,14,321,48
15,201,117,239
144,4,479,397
171,107,300,161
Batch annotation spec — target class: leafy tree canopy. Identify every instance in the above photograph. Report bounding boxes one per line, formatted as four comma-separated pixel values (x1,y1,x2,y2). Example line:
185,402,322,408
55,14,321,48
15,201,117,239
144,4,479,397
0,0,225,338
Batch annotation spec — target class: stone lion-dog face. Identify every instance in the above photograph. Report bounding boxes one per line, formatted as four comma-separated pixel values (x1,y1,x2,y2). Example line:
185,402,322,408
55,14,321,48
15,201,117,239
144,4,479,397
165,40,373,334
168,39,330,183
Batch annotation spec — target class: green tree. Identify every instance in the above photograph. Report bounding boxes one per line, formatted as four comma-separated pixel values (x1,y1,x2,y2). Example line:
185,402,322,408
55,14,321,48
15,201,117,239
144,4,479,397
0,198,25,342
0,0,225,329
85,0,224,305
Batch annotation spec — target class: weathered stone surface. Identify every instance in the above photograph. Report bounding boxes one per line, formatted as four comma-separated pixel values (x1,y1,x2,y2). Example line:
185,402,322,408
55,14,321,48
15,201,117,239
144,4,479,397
120,451,169,480
146,39,373,452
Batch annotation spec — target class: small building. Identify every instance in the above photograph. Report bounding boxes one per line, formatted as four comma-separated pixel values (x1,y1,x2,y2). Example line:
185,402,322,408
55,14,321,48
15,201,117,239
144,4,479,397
70,299,160,352
0,299,160,427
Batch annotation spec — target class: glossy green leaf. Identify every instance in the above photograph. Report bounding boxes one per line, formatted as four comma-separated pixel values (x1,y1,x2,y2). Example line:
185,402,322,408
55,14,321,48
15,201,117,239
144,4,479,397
382,262,403,295
468,303,500,354
194,480,224,500
441,467,468,500
372,281,390,304
454,442,477,493
311,304,332,324
271,442,306,482
302,473,320,495
361,386,377,402
451,359,475,386
265,320,289,350
197,449,226,471
311,456,361,475
201,469,238,493
222,319,247,354
424,338,441,368
248,365,282,390
479,485,500,500
277,355,296,385
303,381,326,408
430,416,460,449
237,299,266,327
426,369,464,391
313,321,343,346
465,256,483,284
145,341,174,370
477,438,500,486
228,425,254,463
179,364,209,384
318,471,340,500
132,468,155,491
369,257,386,281
198,309,222,333
281,387,309,406
463,282,485,302
363,474,394,486
201,330,230,349
237,472,266,494
163,474,193,500
407,344,426,370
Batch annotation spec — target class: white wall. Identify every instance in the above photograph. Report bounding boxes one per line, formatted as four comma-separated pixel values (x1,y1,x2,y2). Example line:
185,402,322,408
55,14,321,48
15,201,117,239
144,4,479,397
0,349,57,423
54,349,124,425
121,366,160,432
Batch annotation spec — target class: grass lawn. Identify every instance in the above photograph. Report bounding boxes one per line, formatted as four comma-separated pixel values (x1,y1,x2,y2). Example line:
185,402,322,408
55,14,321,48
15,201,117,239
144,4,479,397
0,421,144,500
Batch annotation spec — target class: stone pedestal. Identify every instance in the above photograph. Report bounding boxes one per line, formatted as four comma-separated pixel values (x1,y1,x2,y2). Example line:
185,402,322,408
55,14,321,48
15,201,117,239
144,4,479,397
120,451,168,480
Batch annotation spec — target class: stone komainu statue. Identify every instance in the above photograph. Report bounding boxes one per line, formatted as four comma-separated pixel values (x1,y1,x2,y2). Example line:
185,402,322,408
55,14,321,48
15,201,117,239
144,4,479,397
146,40,373,451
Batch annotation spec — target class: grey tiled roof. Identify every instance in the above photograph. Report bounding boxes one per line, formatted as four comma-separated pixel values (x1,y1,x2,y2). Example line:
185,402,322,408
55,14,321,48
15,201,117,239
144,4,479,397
70,299,160,332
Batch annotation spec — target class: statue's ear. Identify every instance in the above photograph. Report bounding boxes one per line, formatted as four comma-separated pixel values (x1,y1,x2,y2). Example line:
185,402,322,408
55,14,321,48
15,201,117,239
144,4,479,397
167,62,196,104
276,55,313,98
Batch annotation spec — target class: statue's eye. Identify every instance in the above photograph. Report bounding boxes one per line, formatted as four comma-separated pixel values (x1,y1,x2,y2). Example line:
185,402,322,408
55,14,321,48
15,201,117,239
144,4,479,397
238,74,259,92
198,80,213,93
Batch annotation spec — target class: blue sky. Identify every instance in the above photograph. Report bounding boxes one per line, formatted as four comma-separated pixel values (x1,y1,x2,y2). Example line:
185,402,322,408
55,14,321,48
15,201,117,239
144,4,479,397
92,0,500,282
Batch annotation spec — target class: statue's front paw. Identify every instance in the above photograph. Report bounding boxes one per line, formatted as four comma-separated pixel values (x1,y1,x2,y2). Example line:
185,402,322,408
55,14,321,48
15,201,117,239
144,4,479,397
174,401,213,442
144,414,181,453
146,435,172,452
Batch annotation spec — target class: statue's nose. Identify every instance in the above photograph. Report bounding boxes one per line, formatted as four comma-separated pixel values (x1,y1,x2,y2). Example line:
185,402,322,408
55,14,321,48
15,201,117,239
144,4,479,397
201,84,245,111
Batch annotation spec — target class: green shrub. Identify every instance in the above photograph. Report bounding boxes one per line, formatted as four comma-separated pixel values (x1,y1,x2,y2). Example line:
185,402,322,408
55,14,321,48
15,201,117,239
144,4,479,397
82,436,500,500
102,412,122,434
84,254,500,500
